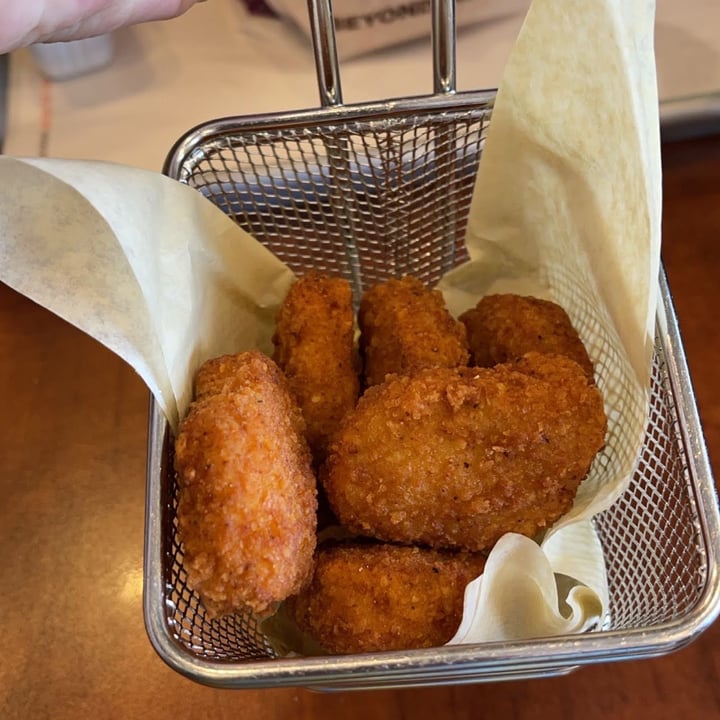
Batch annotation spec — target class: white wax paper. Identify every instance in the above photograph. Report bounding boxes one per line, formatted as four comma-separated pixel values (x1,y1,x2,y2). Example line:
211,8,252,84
0,157,294,429
444,0,660,642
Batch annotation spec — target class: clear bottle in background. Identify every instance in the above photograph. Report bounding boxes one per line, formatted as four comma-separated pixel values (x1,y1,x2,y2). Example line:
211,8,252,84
30,34,114,81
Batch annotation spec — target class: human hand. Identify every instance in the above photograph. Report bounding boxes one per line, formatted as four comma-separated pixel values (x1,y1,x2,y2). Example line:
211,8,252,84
0,0,201,54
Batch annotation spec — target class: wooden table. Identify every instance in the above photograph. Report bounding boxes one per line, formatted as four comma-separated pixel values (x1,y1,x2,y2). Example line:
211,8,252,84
1,135,719,719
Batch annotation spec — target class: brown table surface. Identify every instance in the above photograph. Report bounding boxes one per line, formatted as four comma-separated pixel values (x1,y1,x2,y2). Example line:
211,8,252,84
1,135,719,719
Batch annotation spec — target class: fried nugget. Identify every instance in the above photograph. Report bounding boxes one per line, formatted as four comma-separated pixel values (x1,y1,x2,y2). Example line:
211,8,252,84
323,353,607,551
175,351,318,618
359,275,469,387
460,294,594,378
286,543,486,654
273,272,360,463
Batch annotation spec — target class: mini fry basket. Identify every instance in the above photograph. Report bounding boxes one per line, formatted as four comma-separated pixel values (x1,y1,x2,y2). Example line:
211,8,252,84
143,0,720,690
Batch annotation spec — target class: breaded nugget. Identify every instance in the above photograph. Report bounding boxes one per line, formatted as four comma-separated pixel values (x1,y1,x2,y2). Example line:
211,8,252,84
323,353,606,551
460,294,594,378
359,275,469,387
273,272,360,463
175,351,318,618
286,543,486,654
194,354,305,442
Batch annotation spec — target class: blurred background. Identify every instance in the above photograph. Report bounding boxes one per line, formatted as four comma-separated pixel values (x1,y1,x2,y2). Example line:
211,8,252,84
0,0,718,170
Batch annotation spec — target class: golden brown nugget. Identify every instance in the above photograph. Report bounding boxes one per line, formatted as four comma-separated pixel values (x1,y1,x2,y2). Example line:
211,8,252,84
323,353,607,552
175,351,318,618
460,294,594,378
194,354,307,441
358,275,469,387
273,272,360,463
286,543,486,654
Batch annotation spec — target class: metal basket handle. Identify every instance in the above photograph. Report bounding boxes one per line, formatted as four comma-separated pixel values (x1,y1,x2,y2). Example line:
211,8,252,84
306,0,457,108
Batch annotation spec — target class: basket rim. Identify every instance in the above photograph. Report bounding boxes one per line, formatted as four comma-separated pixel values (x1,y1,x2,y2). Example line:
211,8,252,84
161,88,497,181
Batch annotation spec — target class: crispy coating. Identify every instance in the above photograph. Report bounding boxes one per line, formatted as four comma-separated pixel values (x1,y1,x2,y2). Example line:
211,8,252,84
460,294,594,378
175,351,318,618
359,275,469,387
323,353,607,551
273,272,360,463
194,354,305,442
286,543,486,654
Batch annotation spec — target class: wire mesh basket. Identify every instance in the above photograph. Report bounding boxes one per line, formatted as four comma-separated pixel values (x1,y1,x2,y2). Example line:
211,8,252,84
143,0,720,690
